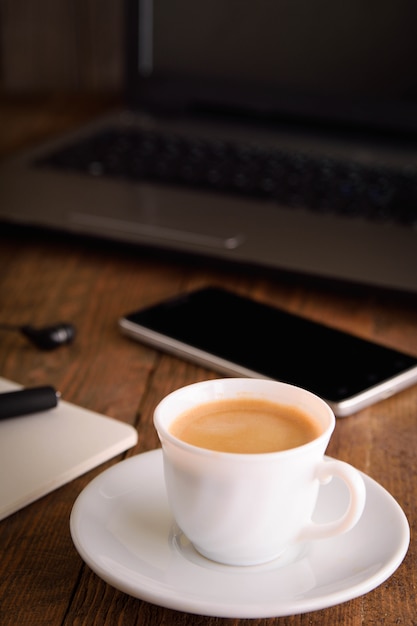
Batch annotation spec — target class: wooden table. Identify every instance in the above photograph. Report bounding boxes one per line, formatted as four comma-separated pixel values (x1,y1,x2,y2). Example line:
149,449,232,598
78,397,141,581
1,96,416,625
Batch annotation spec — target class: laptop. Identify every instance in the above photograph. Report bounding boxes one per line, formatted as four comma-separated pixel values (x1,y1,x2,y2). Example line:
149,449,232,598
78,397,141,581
1,0,417,295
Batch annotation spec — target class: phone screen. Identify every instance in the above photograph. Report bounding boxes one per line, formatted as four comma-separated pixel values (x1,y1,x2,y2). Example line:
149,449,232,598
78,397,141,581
121,287,417,414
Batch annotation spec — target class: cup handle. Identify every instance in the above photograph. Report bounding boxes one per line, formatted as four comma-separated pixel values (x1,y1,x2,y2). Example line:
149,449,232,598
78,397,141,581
298,459,366,543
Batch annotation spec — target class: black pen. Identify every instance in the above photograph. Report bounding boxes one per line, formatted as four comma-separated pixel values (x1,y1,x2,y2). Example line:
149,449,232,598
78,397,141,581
0,386,60,419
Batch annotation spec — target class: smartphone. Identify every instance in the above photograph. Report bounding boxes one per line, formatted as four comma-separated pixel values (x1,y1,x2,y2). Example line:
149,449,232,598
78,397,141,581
119,286,417,416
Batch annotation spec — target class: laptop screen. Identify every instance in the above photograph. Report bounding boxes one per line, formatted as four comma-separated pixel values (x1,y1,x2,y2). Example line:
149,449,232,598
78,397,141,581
127,1,417,137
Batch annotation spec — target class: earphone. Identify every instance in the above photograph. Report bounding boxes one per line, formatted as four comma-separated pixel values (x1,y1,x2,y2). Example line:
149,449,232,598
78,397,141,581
0,322,76,350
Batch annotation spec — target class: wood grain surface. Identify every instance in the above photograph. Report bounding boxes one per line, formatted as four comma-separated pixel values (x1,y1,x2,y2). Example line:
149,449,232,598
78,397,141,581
0,0,123,92
0,96,416,626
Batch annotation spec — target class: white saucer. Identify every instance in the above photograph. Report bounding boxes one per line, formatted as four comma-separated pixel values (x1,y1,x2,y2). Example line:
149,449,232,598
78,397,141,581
70,450,409,618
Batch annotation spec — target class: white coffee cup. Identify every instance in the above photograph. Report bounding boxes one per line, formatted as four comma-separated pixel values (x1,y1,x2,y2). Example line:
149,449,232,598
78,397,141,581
154,378,366,566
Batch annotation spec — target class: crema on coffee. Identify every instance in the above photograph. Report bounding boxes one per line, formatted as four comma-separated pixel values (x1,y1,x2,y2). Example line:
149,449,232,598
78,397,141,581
169,397,321,453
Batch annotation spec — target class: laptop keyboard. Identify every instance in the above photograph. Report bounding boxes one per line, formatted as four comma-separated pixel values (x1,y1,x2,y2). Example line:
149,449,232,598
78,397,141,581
34,128,417,227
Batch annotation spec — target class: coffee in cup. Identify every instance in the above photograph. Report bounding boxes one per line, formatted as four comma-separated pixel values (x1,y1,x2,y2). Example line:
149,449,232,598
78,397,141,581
154,378,366,566
169,397,321,453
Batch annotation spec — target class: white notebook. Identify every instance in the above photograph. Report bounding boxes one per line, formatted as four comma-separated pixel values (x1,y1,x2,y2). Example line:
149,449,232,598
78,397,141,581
0,377,138,521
